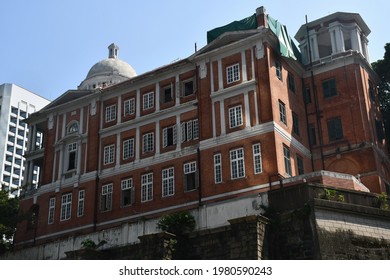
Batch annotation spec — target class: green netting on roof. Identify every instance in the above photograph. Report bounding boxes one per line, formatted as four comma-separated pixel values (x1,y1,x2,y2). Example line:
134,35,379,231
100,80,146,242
205,12,301,62
207,13,258,44
267,15,301,61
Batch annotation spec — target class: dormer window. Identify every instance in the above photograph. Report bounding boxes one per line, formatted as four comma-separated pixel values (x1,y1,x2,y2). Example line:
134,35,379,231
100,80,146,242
67,122,79,134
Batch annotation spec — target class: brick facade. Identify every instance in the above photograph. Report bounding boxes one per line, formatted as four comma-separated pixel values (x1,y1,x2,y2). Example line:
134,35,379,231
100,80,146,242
13,6,390,254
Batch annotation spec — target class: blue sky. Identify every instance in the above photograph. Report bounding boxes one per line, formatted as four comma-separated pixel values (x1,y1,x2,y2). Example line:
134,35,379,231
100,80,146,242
1,0,389,101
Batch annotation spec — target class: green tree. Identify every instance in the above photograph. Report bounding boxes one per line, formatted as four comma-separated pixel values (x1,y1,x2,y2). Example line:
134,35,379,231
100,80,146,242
0,189,20,254
372,43,390,152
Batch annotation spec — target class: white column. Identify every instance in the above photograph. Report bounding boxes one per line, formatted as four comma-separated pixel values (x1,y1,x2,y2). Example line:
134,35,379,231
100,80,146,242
136,89,140,118
241,50,247,82
244,93,251,128
212,101,216,138
135,127,140,162
155,121,160,155
117,95,122,124
155,82,160,112
210,61,215,93
116,133,121,168
253,91,259,126
218,59,223,90
220,100,226,135
329,23,345,54
175,75,180,104
309,30,320,61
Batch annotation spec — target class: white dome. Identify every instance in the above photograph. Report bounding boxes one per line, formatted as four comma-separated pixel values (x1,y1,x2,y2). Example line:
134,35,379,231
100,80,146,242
78,43,136,90
85,58,137,80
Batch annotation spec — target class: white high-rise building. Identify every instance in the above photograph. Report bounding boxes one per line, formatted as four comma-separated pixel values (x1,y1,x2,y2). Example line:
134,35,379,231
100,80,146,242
0,84,50,196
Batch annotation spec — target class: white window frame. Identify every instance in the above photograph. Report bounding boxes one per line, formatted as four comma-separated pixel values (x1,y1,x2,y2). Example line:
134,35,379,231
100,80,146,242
181,119,199,143
67,142,78,171
105,104,116,122
226,63,240,84
142,132,154,154
48,197,56,224
121,178,134,207
141,173,153,202
162,125,177,148
229,105,243,128
181,78,196,97
230,147,245,179
214,153,222,184
279,100,287,125
252,143,262,174
162,167,175,197
283,145,292,176
60,193,72,221
143,92,154,110
123,138,134,160
184,161,197,191
101,184,113,212
77,189,85,217
124,98,135,116
103,144,115,165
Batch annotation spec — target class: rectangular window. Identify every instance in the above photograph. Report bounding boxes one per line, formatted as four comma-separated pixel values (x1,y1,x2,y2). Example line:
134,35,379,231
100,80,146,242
283,145,292,176
162,125,177,148
181,119,199,142
229,105,243,128
104,144,115,165
121,178,134,207
279,100,287,125
327,118,343,141
297,155,304,175
184,161,197,191
287,72,295,93
214,153,222,184
48,197,56,224
322,79,337,98
67,142,77,171
141,173,153,202
230,148,245,179
182,79,195,96
105,104,116,122
292,112,300,136
124,98,135,116
308,124,317,146
143,92,154,110
142,132,154,154
101,184,113,212
304,87,312,104
60,193,72,221
275,60,282,80
77,190,85,217
252,143,262,174
123,138,134,160
226,63,240,84
162,167,175,197
161,85,173,103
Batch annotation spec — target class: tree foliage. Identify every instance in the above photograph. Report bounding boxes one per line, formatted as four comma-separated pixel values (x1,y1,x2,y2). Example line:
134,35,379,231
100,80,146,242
372,43,390,152
0,189,20,254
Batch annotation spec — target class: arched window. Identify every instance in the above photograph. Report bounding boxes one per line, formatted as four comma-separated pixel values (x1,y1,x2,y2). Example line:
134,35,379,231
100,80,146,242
67,122,79,134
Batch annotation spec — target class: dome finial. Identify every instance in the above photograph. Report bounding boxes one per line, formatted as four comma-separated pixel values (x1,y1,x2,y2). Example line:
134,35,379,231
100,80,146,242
108,43,119,59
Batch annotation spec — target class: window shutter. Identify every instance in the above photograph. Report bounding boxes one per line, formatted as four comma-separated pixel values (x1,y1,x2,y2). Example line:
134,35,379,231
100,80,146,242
162,128,168,148
173,125,177,145
187,120,193,141
181,122,186,143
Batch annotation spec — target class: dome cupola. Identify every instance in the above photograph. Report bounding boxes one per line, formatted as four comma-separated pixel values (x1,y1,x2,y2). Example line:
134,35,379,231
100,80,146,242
78,43,136,90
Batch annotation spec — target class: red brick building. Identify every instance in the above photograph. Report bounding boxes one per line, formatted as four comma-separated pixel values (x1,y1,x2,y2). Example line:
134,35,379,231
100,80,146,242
14,7,389,250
